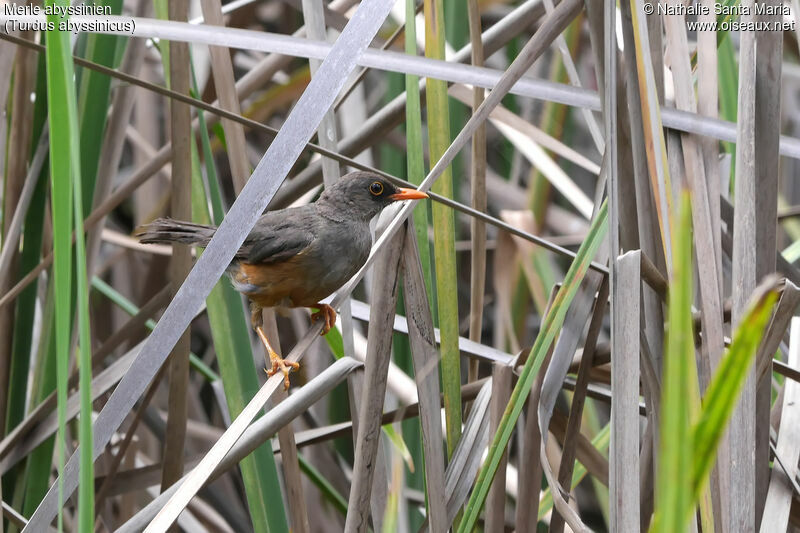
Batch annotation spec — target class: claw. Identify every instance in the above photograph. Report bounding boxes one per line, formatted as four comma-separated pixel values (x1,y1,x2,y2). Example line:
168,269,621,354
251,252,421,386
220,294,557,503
264,357,300,391
311,304,337,335
256,326,299,390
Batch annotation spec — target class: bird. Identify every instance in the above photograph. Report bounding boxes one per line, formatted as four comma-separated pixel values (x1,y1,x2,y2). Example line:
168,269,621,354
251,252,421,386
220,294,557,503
137,171,429,389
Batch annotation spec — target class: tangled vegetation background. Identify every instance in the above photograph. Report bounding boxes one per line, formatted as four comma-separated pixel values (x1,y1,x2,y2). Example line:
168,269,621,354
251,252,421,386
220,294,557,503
1,0,800,531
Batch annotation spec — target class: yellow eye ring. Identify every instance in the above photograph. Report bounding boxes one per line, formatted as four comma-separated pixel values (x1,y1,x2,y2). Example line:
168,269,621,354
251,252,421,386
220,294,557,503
369,181,384,196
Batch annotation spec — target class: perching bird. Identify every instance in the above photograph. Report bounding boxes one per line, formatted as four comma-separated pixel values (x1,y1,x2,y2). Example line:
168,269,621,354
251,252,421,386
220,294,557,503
137,171,428,389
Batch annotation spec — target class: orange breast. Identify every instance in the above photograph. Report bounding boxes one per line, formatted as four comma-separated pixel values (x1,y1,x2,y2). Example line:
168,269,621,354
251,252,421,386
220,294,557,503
233,260,322,308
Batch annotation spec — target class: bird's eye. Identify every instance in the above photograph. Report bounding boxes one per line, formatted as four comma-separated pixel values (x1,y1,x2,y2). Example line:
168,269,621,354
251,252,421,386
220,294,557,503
369,182,384,196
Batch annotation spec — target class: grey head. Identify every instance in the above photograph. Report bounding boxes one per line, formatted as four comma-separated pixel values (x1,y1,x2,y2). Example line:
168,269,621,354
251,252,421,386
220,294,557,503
315,171,428,222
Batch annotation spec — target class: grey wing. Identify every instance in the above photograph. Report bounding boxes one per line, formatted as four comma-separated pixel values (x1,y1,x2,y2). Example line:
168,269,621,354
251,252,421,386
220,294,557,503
239,212,316,264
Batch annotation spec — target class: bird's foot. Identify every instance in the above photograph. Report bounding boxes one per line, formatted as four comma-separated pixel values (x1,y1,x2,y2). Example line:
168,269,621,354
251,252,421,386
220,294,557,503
264,353,300,391
256,326,298,390
311,304,337,335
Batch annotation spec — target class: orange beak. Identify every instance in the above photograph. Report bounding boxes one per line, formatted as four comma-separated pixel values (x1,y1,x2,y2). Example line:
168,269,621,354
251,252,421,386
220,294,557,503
388,187,429,201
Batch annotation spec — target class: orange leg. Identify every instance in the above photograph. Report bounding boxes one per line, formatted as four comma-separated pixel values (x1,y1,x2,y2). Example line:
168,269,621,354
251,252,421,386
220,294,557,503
250,301,264,330
250,301,299,390
256,326,299,390
310,303,337,335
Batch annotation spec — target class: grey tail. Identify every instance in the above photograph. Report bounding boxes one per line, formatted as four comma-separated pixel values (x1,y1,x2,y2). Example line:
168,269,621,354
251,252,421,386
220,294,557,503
136,218,216,246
